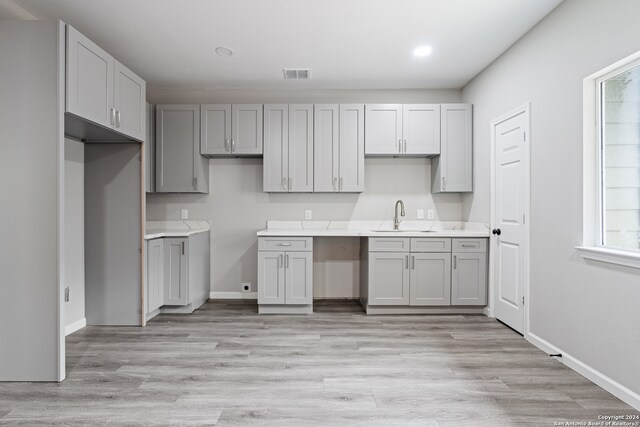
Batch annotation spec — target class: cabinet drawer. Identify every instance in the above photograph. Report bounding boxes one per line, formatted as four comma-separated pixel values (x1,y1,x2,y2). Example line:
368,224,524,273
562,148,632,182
410,238,451,253
369,237,410,252
258,237,313,252
452,238,487,253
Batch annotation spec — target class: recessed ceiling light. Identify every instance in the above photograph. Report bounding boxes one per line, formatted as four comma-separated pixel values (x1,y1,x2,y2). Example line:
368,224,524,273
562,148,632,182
414,45,432,57
215,46,233,57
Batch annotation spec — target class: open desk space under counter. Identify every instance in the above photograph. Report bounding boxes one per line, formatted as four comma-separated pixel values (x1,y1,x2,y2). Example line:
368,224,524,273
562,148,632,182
256,221,490,315
144,221,210,322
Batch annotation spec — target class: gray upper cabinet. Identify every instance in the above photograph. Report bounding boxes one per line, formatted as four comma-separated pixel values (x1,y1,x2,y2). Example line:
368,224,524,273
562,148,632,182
145,103,155,193
66,25,114,129
66,25,146,141
403,104,440,155
432,104,473,193
163,238,188,306
156,105,209,193
314,104,364,192
263,104,313,192
201,104,263,156
364,104,403,155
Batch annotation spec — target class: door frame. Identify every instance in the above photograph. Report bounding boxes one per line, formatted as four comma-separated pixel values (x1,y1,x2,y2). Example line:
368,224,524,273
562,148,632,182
489,103,531,337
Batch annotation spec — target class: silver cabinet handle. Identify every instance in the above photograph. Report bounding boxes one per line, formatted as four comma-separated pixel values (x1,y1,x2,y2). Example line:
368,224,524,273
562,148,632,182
398,139,402,154
403,139,407,153
285,254,289,268
442,176,446,190
282,177,288,191
461,243,475,248
411,255,415,270
277,242,292,246
231,138,236,152
115,110,121,128
339,177,343,191
289,177,292,191
333,177,337,191
225,139,230,152
279,254,283,268
453,255,457,269
193,176,198,190
181,241,185,255
405,255,409,269
110,108,116,126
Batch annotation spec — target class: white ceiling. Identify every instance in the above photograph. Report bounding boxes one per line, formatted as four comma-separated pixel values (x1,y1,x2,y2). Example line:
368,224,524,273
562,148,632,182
4,0,563,90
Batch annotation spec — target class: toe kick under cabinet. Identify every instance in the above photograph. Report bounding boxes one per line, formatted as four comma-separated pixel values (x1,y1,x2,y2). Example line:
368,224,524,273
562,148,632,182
258,237,313,314
361,237,487,314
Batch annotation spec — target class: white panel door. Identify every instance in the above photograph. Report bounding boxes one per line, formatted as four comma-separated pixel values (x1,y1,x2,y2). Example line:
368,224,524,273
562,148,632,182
146,238,164,313
451,253,487,305
201,104,231,155
285,252,313,305
258,251,285,304
492,108,527,334
403,104,440,155
441,104,473,192
365,104,403,155
113,61,145,141
368,252,410,305
313,104,339,192
410,253,451,306
288,104,314,192
163,238,188,306
66,25,114,129
232,104,263,154
263,104,289,192
339,104,365,192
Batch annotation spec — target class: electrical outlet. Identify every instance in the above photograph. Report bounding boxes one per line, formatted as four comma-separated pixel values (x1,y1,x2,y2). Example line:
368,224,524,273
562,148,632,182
427,209,435,220
181,209,188,220
305,210,312,220
64,286,70,302
417,209,425,220
241,282,252,293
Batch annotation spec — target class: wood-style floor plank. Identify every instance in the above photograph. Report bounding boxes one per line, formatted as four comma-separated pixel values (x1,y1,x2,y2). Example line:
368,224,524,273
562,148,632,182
0,299,637,425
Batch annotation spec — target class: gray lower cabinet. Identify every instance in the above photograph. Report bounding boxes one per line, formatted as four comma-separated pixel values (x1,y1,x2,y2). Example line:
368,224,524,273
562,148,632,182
451,239,487,305
368,252,410,305
410,253,451,306
257,237,313,312
155,105,209,193
146,238,164,313
163,238,188,306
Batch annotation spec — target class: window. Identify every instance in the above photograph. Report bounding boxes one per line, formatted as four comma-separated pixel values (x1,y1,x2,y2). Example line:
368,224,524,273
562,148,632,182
596,59,640,252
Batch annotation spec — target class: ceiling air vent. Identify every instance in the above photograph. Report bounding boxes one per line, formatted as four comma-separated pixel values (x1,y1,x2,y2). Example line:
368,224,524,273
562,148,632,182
283,69,311,80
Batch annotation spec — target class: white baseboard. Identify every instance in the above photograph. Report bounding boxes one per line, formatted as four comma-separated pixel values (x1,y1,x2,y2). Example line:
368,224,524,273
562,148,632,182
527,331,640,411
64,317,86,336
210,291,257,300
483,307,493,317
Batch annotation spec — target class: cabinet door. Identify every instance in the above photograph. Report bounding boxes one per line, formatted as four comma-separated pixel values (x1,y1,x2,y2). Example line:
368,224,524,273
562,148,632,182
113,61,145,141
313,104,339,192
258,251,285,304
451,252,487,305
163,238,188,306
263,104,289,192
288,104,314,192
364,104,402,155
285,251,313,305
145,103,155,193
339,104,365,192
368,252,410,305
410,253,451,306
232,104,263,155
403,104,440,155
201,104,231,155
439,104,473,192
146,239,164,313
156,105,203,193
66,25,114,129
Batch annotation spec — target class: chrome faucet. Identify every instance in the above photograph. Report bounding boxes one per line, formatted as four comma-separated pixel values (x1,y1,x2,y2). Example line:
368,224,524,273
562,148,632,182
394,200,405,230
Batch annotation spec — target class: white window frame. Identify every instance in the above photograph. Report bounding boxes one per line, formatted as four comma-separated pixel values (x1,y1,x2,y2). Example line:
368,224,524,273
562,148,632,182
576,51,640,269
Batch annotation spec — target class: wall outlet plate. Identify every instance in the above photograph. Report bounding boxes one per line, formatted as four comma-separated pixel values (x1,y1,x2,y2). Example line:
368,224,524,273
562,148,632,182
427,209,435,220
417,209,424,220
241,282,252,293
181,209,188,220
305,210,312,220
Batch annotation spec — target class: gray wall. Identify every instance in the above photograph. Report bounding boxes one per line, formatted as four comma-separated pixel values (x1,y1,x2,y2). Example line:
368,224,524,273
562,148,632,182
146,88,463,296
461,0,640,396
64,139,85,329
0,20,63,381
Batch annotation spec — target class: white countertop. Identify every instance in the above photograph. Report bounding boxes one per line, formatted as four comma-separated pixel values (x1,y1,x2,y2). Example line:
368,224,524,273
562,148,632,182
145,220,210,240
257,220,490,238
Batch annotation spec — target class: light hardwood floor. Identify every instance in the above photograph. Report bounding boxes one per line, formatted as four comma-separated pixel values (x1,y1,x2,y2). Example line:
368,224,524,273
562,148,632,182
1,300,637,426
